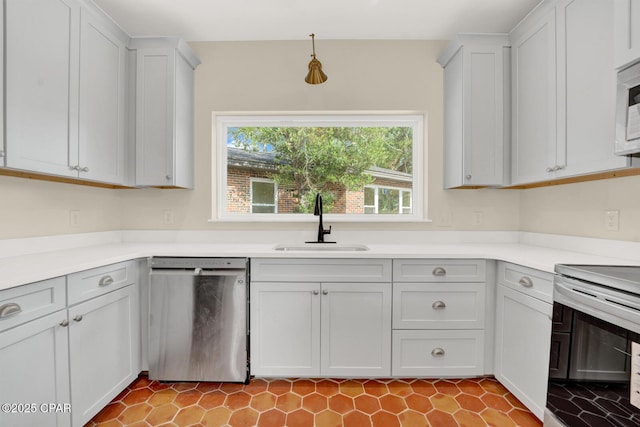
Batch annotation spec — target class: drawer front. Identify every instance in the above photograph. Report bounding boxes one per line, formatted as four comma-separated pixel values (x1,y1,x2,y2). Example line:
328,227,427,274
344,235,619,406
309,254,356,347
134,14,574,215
251,258,392,282
67,260,138,305
393,259,486,282
392,329,485,377
498,262,553,303
0,277,66,333
393,283,485,329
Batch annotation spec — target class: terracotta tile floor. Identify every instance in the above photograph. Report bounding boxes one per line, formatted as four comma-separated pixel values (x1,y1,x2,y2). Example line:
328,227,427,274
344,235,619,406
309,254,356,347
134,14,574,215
86,375,542,427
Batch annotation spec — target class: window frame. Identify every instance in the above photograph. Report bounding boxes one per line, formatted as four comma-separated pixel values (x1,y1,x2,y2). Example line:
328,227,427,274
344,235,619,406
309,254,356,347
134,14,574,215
214,113,425,222
364,184,413,215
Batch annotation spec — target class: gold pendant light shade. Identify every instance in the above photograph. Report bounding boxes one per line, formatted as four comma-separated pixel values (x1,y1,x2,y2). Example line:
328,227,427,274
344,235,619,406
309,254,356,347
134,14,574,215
305,34,327,85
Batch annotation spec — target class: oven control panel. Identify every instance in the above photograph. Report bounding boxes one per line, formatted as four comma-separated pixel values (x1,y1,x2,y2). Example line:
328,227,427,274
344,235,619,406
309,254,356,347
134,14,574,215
632,342,640,409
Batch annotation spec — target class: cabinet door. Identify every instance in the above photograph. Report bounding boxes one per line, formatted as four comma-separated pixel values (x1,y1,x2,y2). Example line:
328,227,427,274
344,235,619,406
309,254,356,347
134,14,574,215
614,0,640,69
511,7,557,185
78,8,128,184
495,284,552,420
250,282,321,377
0,311,70,427
557,0,629,177
68,285,140,427
320,282,391,377
135,48,176,187
5,0,79,177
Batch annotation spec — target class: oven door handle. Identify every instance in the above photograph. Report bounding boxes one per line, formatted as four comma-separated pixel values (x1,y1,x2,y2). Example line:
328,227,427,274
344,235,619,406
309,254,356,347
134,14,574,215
555,276,640,334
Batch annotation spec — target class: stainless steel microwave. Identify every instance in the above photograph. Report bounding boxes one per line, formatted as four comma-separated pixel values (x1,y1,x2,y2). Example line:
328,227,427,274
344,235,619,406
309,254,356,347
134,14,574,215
616,60,640,154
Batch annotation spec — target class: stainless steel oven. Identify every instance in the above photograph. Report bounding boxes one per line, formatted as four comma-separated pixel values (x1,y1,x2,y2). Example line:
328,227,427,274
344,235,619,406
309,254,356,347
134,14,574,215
545,265,640,427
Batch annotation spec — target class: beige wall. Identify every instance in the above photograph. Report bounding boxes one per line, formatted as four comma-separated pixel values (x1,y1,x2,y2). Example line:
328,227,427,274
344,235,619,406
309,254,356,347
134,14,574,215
9,39,614,240
119,40,521,233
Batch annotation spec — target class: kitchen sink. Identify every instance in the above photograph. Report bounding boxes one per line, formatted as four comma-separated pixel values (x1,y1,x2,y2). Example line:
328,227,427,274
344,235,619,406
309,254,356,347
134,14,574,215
273,243,370,251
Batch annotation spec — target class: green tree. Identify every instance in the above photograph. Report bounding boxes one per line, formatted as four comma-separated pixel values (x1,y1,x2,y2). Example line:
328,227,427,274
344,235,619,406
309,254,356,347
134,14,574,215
229,127,412,213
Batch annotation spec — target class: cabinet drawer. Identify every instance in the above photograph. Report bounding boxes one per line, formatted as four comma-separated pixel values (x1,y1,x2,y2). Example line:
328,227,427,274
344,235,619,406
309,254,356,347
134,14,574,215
67,260,138,305
251,258,392,282
498,262,553,303
393,283,485,329
0,277,66,333
392,329,484,377
393,259,485,282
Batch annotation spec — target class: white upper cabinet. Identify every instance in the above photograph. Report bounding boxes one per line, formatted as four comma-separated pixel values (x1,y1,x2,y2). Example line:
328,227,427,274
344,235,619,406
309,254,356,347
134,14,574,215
556,0,632,178
78,7,129,185
5,0,80,178
510,3,557,185
132,38,200,189
614,0,640,69
439,34,510,188
4,0,131,185
510,0,636,186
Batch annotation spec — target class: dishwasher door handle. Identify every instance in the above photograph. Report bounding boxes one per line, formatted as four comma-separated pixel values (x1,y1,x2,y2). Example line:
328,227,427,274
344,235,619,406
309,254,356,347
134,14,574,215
151,269,246,277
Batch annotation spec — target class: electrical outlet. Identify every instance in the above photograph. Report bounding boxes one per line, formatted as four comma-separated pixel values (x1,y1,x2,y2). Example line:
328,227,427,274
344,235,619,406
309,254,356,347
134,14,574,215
472,211,484,226
605,210,620,231
163,210,175,225
69,210,80,227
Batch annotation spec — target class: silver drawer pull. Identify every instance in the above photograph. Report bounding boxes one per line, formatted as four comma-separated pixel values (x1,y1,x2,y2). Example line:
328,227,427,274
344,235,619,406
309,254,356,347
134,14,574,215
432,267,447,277
98,275,115,287
60,320,69,327
518,276,534,288
0,303,22,319
322,290,329,295
313,290,319,295
73,315,83,322
431,348,445,357
432,301,446,309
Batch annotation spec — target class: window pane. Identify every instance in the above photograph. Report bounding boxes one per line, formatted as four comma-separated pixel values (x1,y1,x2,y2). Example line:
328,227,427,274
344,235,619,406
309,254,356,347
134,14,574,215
218,114,423,220
378,188,399,214
364,187,375,206
252,181,275,204
252,205,275,213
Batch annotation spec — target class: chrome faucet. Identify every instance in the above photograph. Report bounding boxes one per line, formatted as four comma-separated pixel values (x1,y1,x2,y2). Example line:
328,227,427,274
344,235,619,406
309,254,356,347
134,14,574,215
309,193,332,243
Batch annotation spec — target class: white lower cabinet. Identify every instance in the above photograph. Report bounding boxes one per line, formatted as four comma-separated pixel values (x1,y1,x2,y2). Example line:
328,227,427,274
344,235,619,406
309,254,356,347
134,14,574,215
0,311,71,427
495,262,553,421
392,330,485,377
250,281,391,377
68,284,139,427
249,258,392,378
0,261,141,427
391,259,487,377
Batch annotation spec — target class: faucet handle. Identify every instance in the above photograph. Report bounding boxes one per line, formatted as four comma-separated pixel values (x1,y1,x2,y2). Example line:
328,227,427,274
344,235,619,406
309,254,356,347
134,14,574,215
323,225,332,236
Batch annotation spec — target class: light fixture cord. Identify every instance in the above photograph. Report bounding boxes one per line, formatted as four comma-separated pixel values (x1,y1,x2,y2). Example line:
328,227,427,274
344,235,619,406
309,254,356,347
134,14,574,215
310,33,316,58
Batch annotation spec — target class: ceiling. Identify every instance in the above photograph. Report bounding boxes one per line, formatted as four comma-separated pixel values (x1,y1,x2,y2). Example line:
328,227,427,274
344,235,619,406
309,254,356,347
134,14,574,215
92,0,542,42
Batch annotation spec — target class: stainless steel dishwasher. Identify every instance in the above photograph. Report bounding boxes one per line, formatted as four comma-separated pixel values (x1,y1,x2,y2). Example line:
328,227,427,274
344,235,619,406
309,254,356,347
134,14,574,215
148,257,248,382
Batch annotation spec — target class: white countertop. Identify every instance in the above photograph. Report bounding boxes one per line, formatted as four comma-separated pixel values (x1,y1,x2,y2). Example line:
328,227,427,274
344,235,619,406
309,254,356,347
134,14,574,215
1,233,637,291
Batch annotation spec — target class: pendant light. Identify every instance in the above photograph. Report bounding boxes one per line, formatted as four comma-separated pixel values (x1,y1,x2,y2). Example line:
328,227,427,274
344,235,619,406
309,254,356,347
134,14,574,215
305,33,328,85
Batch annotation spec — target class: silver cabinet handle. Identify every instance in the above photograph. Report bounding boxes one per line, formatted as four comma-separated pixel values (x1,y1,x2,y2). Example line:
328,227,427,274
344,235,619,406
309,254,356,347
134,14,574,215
98,275,114,287
432,267,447,277
73,315,83,322
0,150,5,157
432,301,446,309
80,167,89,173
166,175,173,180
0,303,22,319
313,290,319,295
431,348,445,357
69,165,80,171
518,276,534,288
546,167,554,172
322,290,329,295
60,320,69,327
465,174,472,180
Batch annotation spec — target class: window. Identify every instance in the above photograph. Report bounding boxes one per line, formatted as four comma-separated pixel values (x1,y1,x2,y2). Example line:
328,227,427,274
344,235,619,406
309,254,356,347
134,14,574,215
364,186,412,214
250,179,277,213
215,114,424,222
